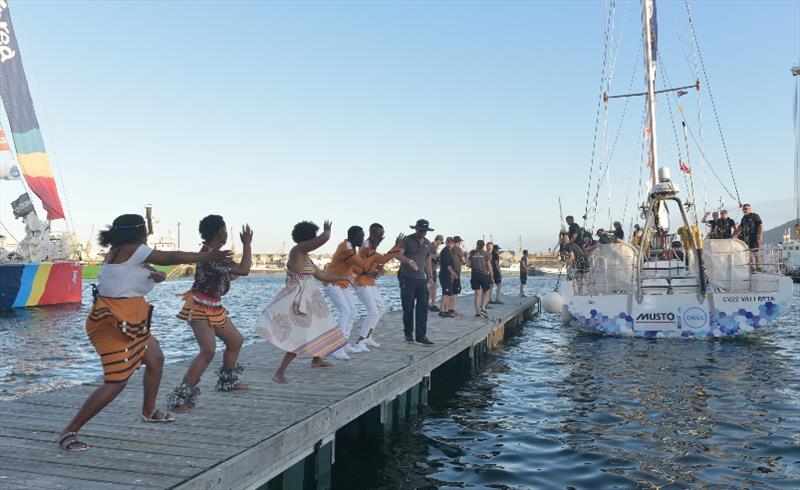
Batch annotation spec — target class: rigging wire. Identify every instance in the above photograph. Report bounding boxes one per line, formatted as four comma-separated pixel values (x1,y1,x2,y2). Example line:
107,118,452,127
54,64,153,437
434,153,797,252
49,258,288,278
794,65,800,232
583,0,615,228
683,0,742,208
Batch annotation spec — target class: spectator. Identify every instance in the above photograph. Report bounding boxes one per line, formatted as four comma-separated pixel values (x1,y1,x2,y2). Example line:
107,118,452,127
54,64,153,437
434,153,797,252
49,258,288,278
449,236,466,315
519,249,529,297
396,219,435,345
485,242,495,305
566,215,581,245
631,224,643,247
490,244,503,304
469,240,492,317
438,237,457,318
596,228,611,245
428,235,444,312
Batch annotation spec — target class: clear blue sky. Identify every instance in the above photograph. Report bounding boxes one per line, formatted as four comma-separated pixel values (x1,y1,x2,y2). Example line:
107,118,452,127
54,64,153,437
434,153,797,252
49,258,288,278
0,0,797,253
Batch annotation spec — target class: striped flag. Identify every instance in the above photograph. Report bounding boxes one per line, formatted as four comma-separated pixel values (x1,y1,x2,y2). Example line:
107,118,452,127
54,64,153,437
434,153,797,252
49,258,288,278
0,130,10,151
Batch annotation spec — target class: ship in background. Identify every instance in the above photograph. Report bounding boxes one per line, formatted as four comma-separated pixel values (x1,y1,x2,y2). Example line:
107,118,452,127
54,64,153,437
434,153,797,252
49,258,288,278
0,1,81,309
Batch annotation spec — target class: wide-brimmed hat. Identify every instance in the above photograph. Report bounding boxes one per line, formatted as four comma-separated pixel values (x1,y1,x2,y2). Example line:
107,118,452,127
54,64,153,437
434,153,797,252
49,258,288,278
410,219,434,231
453,235,463,242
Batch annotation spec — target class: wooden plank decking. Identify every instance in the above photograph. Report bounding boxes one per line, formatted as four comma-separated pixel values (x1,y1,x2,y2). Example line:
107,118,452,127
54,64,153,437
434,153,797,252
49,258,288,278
0,295,538,490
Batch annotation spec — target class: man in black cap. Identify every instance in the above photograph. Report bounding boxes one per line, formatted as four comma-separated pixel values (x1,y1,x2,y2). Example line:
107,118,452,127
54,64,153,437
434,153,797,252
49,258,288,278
450,236,465,315
396,219,435,345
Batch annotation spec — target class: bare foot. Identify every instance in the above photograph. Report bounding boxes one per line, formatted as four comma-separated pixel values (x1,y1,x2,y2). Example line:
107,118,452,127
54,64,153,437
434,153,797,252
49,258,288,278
172,406,193,414
311,359,333,368
272,373,289,384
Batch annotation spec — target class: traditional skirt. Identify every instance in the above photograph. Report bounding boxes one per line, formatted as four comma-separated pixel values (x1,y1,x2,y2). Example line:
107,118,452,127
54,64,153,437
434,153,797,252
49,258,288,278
256,274,347,357
176,291,228,327
86,296,153,383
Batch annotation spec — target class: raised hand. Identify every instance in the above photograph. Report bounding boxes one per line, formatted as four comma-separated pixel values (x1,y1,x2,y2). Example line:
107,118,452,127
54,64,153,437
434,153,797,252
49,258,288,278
240,224,253,245
395,233,405,246
323,220,332,234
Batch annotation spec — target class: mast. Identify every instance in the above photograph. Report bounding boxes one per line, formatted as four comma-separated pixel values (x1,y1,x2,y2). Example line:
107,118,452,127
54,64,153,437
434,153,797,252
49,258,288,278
642,0,660,190
793,64,800,237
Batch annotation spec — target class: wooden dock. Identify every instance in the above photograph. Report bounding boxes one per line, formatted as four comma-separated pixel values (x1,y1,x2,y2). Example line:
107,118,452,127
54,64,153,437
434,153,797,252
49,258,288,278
0,295,539,490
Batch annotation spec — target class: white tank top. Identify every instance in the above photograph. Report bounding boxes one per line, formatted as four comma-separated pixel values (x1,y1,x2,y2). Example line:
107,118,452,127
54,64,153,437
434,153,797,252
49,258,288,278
97,244,156,297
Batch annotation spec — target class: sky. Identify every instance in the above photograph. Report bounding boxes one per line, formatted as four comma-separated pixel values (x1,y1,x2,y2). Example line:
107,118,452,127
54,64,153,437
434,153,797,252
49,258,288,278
0,0,797,254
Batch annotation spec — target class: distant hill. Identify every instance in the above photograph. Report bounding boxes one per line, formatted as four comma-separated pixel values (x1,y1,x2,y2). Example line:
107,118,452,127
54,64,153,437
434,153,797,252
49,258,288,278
764,220,798,244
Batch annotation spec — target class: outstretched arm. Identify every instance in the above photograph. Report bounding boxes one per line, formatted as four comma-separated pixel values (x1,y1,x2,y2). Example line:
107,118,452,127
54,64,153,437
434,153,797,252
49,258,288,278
295,221,332,253
146,249,232,266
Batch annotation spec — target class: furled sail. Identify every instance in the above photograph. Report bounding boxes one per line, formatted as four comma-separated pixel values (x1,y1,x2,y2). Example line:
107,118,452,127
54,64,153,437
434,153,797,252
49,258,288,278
0,1,65,220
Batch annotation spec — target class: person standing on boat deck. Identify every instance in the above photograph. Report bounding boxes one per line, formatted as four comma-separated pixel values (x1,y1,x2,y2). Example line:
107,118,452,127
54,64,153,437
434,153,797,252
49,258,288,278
58,214,232,451
428,234,444,312
613,222,625,242
324,225,372,356
716,210,736,239
352,223,404,350
490,244,503,304
519,250,529,297
449,236,466,315
734,204,764,266
168,216,253,413
702,211,720,239
396,219,435,345
437,237,458,318
256,221,352,384
469,240,492,317
631,224,643,247
566,216,581,245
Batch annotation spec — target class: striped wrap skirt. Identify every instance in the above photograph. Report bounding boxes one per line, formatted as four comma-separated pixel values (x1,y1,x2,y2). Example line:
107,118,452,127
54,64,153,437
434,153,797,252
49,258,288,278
86,296,153,383
176,291,228,327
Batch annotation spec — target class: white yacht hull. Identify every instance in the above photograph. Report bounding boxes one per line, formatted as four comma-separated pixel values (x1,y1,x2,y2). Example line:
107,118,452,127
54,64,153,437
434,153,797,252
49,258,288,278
559,276,793,338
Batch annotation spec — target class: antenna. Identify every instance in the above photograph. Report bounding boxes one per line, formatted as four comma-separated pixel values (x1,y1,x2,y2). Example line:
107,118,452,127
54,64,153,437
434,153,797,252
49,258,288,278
794,65,800,236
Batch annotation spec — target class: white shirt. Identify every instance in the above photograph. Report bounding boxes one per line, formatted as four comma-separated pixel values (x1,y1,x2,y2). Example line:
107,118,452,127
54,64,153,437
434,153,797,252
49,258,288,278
97,244,156,298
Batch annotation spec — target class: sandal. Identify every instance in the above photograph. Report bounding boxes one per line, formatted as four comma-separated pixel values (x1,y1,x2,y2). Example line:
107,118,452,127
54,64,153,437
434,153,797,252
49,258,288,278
141,409,176,423
59,431,89,451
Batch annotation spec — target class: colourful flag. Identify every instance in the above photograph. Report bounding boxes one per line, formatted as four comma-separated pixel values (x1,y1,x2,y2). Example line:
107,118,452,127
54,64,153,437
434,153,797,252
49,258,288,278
0,130,10,151
679,160,692,174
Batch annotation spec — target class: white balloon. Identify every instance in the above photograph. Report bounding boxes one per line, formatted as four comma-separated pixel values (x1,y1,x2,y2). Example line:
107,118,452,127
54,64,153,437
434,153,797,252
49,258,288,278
542,292,564,314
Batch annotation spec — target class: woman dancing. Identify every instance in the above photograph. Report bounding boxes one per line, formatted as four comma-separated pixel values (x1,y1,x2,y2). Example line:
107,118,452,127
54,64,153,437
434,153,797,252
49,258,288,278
256,220,352,384
168,215,253,412
58,214,231,451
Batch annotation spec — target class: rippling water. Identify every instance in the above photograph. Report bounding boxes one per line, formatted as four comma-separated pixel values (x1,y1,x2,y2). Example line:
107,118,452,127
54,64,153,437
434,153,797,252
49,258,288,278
1,275,798,488
333,279,800,489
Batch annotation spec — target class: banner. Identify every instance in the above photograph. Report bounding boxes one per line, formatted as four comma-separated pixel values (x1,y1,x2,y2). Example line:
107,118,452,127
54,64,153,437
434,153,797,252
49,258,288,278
11,192,34,219
0,160,21,180
0,2,65,219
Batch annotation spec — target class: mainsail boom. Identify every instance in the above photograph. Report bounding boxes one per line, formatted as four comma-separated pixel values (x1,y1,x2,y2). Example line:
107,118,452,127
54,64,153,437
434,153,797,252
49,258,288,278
0,1,65,220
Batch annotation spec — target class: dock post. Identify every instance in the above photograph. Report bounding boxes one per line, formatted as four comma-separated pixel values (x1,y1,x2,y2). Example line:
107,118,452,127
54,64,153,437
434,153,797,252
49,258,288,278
420,375,430,407
408,384,420,415
304,439,334,490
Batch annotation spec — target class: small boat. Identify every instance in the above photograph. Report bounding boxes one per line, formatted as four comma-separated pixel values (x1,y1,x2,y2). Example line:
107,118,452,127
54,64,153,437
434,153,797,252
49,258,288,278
0,1,81,308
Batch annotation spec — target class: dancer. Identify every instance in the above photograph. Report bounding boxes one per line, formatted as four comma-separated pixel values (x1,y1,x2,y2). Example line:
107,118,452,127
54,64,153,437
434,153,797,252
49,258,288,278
168,216,253,412
256,221,351,384
353,223,403,350
324,225,371,355
58,214,231,451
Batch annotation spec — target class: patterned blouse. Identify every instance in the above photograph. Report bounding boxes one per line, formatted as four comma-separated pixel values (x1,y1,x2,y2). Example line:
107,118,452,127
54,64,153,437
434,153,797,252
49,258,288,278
191,259,232,299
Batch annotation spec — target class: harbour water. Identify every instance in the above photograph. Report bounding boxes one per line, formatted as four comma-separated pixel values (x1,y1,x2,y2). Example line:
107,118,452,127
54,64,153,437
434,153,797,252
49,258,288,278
1,275,798,488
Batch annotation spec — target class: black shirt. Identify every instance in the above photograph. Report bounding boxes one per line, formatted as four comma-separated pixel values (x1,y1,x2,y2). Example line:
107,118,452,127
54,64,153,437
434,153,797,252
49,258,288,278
706,219,719,238
568,223,581,243
598,233,611,245
717,217,736,239
740,213,762,243
613,227,624,241
439,247,454,278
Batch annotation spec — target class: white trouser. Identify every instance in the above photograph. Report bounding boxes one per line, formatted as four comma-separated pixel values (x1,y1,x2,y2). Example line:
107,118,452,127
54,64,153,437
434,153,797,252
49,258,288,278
353,285,386,338
325,285,357,340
